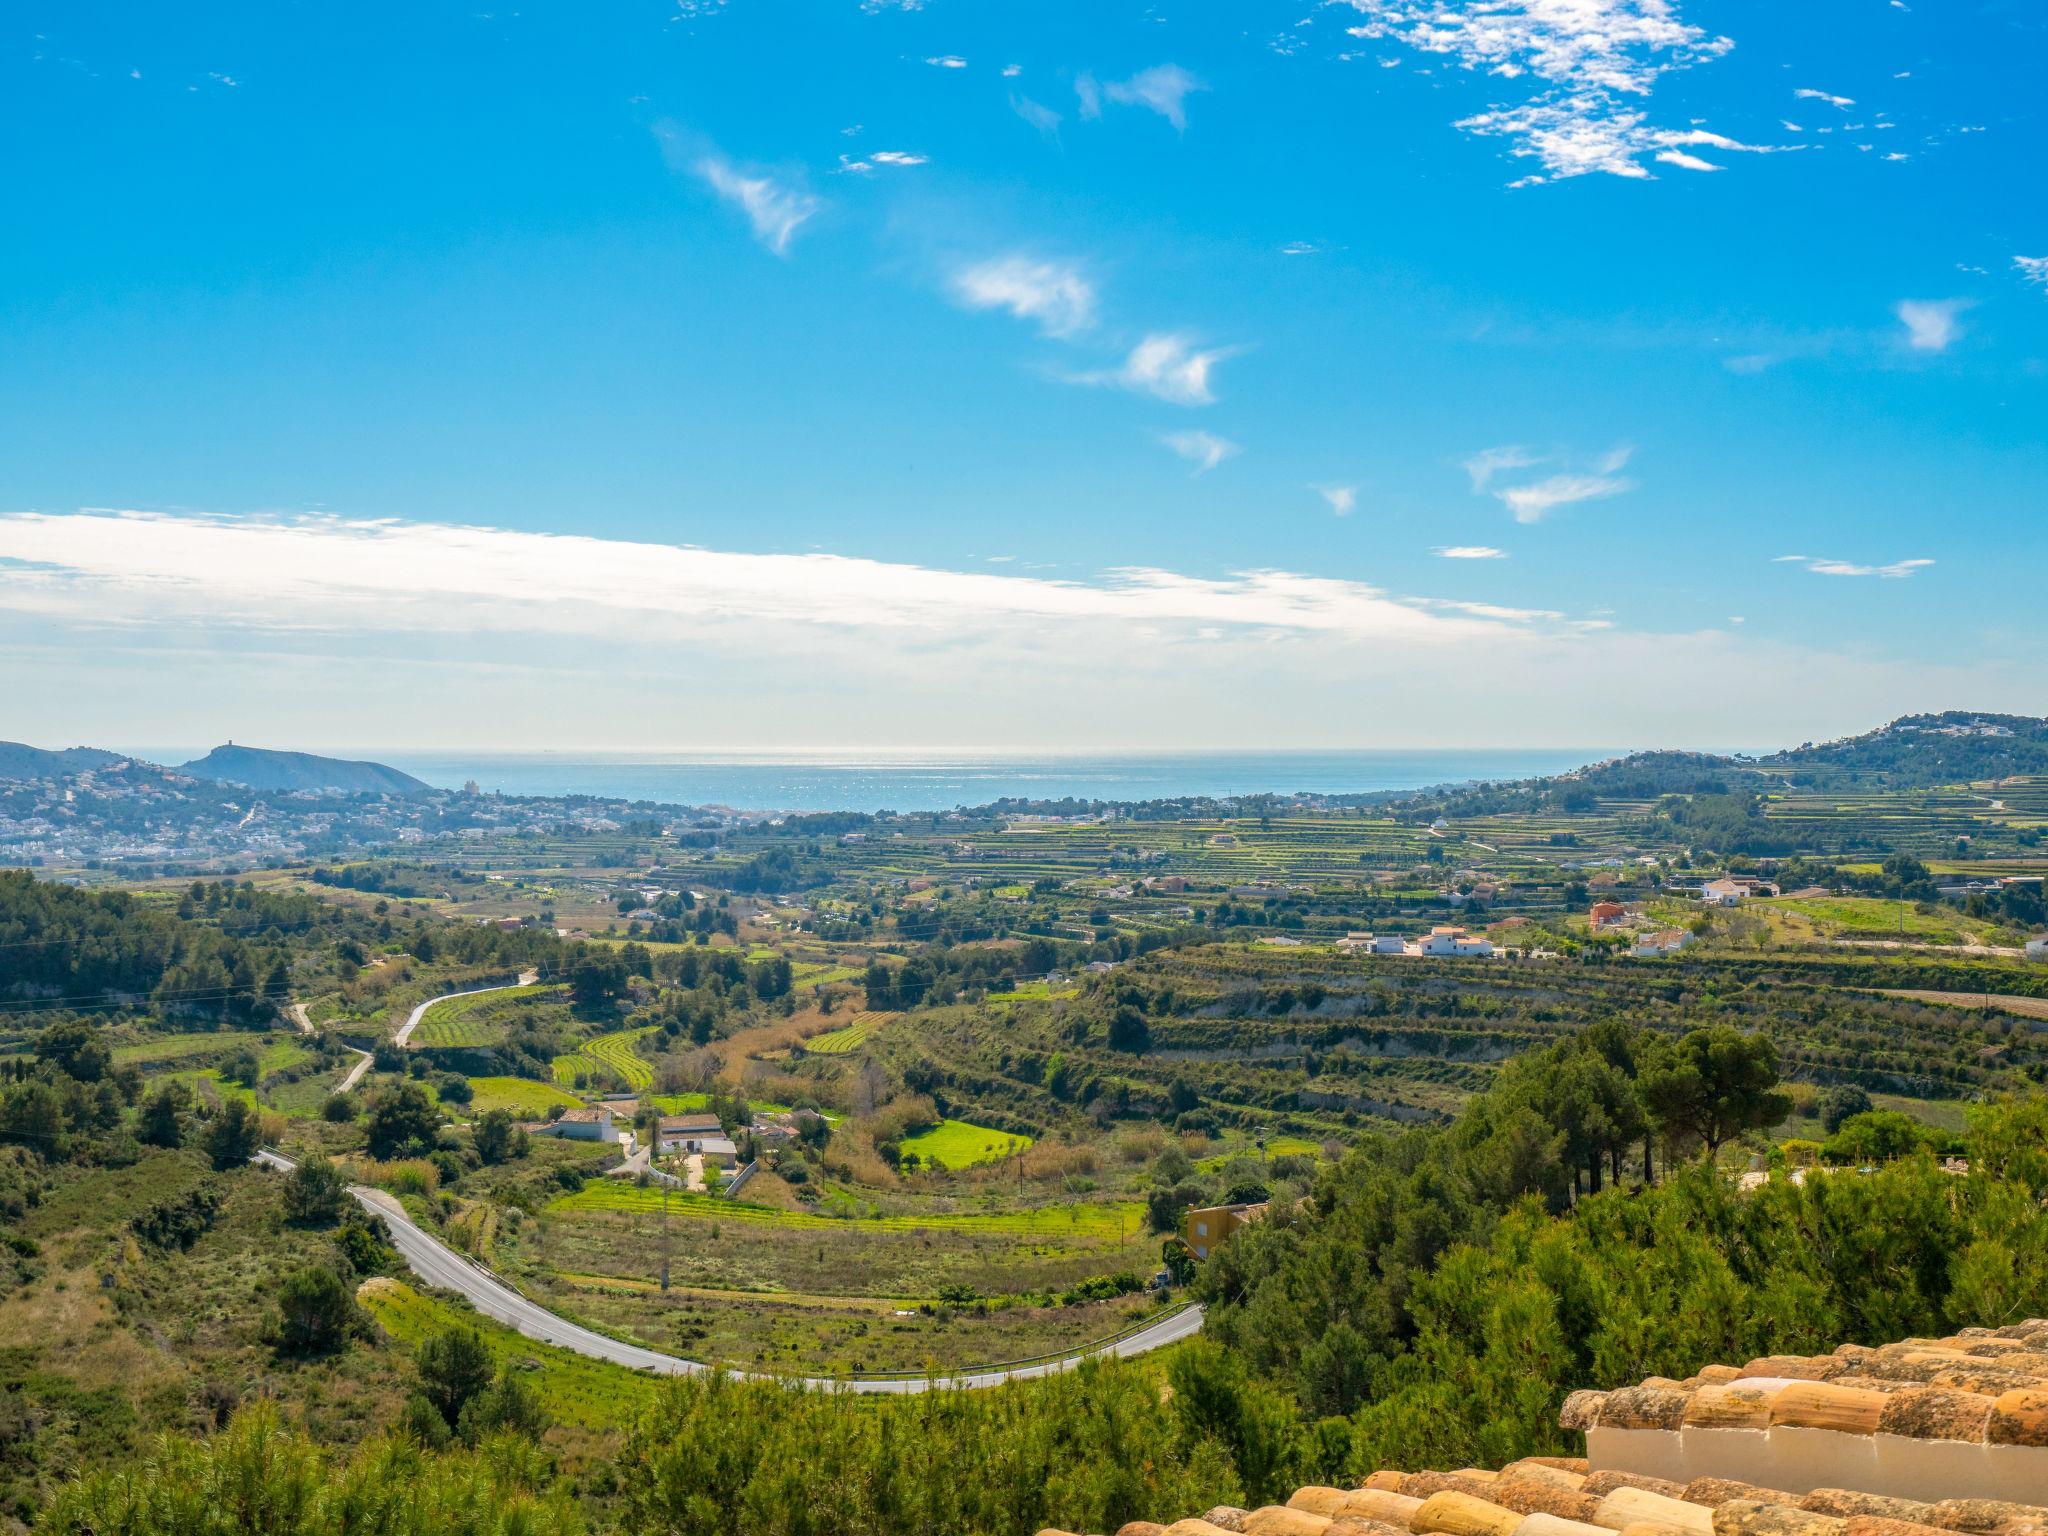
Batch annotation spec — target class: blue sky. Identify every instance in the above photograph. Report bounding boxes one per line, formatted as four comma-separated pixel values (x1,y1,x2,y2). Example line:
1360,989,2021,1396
2,0,2043,753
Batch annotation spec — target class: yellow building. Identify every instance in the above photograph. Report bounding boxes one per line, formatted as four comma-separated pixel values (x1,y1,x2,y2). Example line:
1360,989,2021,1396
1182,1201,1266,1260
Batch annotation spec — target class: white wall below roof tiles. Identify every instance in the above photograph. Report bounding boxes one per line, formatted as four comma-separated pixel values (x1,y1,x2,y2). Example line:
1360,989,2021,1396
1585,1426,1687,1483
1588,1422,2048,1502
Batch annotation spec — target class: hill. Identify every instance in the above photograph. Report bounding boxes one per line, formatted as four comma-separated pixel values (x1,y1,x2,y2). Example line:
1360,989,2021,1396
0,740,125,780
179,743,431,797
1759,711,2048,787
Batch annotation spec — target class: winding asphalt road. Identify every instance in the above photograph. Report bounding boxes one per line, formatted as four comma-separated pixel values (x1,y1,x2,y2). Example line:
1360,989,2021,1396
251,1149,1203,1393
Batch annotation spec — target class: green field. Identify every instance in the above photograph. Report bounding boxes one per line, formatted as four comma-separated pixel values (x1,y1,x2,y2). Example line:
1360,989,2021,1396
110,1029,276,1067
899,1118,1032,1169
466,1075,585,1117
1774,896,1967,940
547,1183,1135,1237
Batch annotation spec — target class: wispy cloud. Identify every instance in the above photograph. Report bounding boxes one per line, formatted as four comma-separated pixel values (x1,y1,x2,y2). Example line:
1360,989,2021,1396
1336,0,1760,183
1011,94,1063,139
925,55,967,69
949,256,1096,338
1436,545,1507,559
1313,484,1357,516
1495,472,1632,523
870,150,928,166
1465,445,1633,522
0,511,1576,648
1077,333,1235,406
659,128,820,256
1103,64,1207,131
1895,299,1968,352
2016,256,2048,295
1795,87,1855,108
1162,431,1240,475
1463,446,1540,491
1774,554,1934,579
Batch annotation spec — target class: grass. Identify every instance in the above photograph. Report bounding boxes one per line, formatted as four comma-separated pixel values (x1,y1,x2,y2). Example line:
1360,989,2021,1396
356,1277,657,1429
546,1184,1135,1237
1774,896,1965,941
110,1029,275,1067
899,1118,1033,1170
466,1076,585,1116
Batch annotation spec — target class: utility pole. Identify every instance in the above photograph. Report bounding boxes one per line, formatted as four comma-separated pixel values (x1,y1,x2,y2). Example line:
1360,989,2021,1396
660,1176,671,1292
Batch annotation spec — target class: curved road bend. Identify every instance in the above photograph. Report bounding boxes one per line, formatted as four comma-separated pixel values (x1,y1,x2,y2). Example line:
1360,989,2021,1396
249,1149,1204,1393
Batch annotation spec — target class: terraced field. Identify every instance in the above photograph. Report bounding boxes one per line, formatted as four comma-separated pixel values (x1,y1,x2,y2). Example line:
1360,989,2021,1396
413,984,568,1048
805,1011,893,1054
551,1024,657,1090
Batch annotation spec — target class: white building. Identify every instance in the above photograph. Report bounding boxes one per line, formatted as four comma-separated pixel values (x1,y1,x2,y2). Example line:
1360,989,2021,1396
1632,929,1693,958
1701,878,1747,907
1416,925,1494,958
548,1106,617,1143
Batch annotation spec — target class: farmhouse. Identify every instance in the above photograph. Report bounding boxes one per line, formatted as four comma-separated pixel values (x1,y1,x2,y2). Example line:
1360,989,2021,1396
546,1106,617,1143
1415,925,1494,958
1632,928,1692,957
1588,900,1627,927
655,1111,723,1155
1701,877,1748,906
1182,1201,1267,1261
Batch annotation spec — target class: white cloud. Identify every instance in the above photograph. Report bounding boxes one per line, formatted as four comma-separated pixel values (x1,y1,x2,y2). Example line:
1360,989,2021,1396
689,151,819,256
1495,472,1633,524
925,55,967,69
1724,353,1775,375
1895,298,1967,352
1774,554,1934,579
870,150,928,166
1795,87,1855,108
1337,0,1758,182
949,256,1096,338
1080,333,1235,406
1011,94,1062,138
1102,64,1207,130
1462,445,1540,490
2017,256,2048,294
1002,63,1022,78
0,511,1572,649
1436,545,1507,559
1279,241,1326,256
1162,431,1240,475
2,514,2018,754
1075,73,1103,119
1313,484,1357,515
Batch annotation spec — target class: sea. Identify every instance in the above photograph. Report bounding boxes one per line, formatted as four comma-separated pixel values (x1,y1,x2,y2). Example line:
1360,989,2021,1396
363,749,1613,815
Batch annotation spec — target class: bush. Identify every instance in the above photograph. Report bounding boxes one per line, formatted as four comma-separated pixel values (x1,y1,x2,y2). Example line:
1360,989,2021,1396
366,1082,443,1160
320,1091,356,1123
282,1155,347,1225
269,1265,359,1355
200,1098,262,1170
415,1327,494,1431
